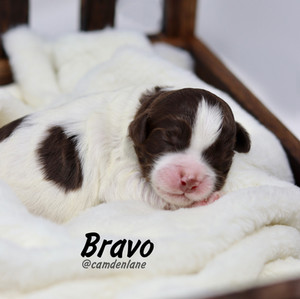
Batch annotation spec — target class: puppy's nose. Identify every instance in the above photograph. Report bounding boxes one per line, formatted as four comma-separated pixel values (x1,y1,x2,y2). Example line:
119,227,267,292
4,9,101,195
180,176,200,193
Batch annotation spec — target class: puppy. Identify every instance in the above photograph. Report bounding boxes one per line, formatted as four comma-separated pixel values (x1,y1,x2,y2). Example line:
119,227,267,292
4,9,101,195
0,87,250,222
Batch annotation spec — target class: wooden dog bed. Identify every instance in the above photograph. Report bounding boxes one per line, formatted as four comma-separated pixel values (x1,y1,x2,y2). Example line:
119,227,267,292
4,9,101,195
0,1,299,298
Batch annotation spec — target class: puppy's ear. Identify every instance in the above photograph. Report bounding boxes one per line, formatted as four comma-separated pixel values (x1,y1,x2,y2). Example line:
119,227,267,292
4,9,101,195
129,86,165,145
129,112,149,145
234,122,251,153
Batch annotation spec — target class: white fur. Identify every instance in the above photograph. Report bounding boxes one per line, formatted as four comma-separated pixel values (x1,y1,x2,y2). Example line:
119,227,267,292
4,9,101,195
0,27,299,298
189,100,223,153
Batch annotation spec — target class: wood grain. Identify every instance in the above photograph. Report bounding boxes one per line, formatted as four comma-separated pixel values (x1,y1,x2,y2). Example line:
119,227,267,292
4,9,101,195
0,0,29,58
80,0,116,31
0,58,13,85
163,0,197,39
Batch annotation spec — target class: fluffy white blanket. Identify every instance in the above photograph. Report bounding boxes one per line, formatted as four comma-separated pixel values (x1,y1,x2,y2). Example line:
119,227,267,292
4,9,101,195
0,27,300,299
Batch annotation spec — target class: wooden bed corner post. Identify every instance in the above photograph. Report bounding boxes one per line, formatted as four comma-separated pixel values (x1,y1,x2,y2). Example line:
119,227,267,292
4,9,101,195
80,0,117,31
0,0,28,84
163,0,197,43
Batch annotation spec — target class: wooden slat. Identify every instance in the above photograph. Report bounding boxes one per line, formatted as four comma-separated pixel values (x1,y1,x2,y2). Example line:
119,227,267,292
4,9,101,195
188,37,300,186
80,0,116,31
0,0,29,58
163,0,197,39
0,58,13,85
204,278,300,299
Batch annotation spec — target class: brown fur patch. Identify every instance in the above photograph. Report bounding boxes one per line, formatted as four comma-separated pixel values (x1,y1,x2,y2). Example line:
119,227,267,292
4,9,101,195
0,116,26,142
37,126,83,192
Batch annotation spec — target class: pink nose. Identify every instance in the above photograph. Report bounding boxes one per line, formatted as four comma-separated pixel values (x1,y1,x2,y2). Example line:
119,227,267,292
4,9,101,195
180,176,200,193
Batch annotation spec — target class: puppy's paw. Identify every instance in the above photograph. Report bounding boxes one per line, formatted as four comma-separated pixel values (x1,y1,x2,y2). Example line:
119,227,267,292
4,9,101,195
188,191,222,208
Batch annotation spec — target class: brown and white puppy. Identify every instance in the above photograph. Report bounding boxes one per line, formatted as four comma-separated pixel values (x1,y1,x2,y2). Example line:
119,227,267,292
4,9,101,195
129,87,251,208
0,87,250,222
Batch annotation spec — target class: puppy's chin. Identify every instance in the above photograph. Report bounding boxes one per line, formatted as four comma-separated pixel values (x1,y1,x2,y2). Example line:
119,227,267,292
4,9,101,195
154,187,195,208
154,187,215,210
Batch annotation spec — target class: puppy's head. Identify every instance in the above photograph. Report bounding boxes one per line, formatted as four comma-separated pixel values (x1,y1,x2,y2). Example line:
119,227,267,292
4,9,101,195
129,87,250,208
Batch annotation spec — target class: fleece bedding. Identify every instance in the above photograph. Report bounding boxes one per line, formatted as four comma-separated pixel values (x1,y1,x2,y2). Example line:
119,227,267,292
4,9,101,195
0,27,300,299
